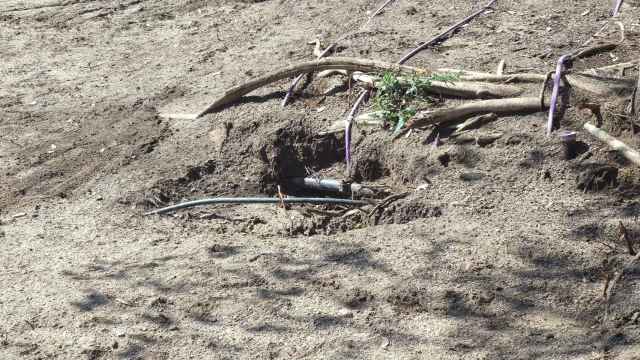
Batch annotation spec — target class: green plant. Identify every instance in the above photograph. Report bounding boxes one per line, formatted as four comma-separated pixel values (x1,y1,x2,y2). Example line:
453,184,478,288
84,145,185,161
373,71,457,133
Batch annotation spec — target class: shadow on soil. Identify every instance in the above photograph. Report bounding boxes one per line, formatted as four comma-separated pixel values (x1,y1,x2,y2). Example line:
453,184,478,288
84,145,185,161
59,216,640,359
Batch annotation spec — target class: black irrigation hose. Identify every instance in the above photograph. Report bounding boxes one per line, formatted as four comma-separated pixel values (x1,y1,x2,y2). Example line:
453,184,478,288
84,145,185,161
144,197,368,216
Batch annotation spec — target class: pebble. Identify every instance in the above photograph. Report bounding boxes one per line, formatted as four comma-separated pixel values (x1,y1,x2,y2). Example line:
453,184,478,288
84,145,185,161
337,308,353,318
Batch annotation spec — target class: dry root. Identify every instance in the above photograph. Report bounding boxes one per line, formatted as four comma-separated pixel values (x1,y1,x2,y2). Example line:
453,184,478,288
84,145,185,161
407,97,546,129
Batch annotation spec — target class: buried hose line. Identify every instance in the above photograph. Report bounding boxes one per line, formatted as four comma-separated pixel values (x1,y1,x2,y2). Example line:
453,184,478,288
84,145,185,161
289,177,375,196
290,177,346,193
144,197,368,216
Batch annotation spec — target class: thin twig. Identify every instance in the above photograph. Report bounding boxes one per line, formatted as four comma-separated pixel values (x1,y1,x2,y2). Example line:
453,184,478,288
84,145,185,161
539,72,553,110
277,185,287,209
603,272,611,299
619,221,636,256
398,0,497,64
368,192,410,225
603,251,640,325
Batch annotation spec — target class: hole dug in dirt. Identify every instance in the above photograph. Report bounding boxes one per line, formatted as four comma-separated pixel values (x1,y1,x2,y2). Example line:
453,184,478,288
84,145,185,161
255,119,343,194
125,120,448,235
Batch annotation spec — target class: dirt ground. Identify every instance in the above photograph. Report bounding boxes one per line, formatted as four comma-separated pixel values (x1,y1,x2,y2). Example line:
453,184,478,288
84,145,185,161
2,0,640,359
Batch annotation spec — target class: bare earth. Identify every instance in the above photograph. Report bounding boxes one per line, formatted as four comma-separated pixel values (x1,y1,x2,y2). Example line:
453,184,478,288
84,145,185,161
2,0,640,359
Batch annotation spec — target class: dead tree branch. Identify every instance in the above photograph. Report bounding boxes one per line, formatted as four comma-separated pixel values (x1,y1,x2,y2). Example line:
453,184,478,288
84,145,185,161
583,122,640,166
406,97,546,129
188,58,525,118
349,75,523,98
194,57,430,117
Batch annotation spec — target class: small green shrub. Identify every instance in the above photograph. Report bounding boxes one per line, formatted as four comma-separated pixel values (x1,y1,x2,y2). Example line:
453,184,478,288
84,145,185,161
373,72,457,133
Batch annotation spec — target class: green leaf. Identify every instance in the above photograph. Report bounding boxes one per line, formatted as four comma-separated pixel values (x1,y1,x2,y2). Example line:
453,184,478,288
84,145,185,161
373,71,454,134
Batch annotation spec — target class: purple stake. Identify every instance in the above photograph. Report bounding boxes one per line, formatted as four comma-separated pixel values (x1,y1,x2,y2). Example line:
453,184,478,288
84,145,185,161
345,91,369,174
547,55,571,135
612,0,624,16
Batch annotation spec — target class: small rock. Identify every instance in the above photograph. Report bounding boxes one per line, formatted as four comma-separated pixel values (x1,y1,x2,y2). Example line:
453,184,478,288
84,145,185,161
460,172,484,181
208,126,227,152
476,133,502,147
